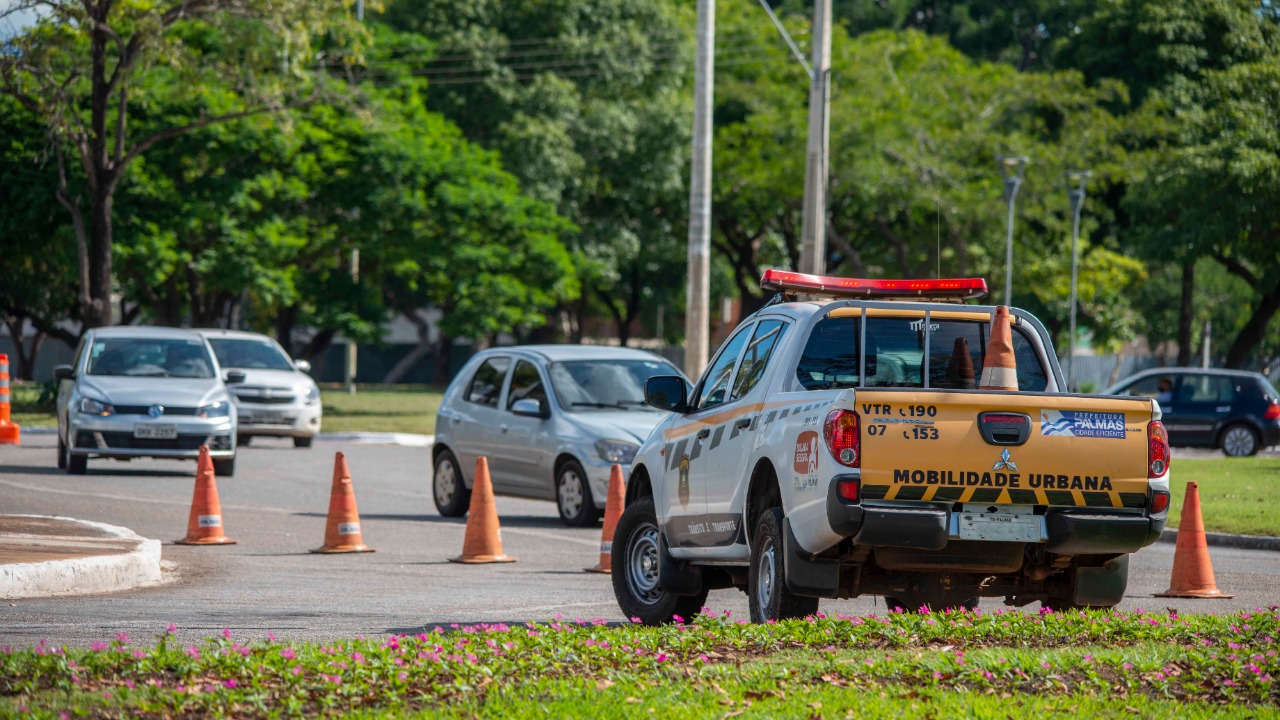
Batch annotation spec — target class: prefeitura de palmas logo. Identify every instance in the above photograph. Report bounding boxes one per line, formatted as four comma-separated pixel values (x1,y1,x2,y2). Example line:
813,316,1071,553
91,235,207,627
1040,410,1126,439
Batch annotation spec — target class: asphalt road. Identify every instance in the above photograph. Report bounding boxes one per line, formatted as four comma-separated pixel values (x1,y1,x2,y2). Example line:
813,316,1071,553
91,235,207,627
1,434,1276,648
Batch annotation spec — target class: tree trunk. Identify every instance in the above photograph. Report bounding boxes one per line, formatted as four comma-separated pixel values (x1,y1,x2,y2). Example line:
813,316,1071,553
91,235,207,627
3,317,46,381
383,310,432,383
1176,262,1194,366
301,328,336,360
1225,285,1280,369
433,333,454,387
84,182,115,328
276,305,298,353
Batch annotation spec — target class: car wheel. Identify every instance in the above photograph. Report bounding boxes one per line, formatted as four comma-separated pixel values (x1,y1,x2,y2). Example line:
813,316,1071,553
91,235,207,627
433,449,471,517
748,507,820,623
1220,423,1259,457
293,436,313,449
65,438,87,475
213,458,236,477
237,435,252,447
611,496,707,626
57,435,67,469
556,459,600,527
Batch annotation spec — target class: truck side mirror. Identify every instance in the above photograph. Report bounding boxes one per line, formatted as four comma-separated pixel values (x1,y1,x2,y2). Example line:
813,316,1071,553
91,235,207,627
645,376,690,414
511,398,550,419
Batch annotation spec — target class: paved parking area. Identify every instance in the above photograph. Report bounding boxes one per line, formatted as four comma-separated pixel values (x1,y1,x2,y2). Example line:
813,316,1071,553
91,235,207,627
1,434,1276,647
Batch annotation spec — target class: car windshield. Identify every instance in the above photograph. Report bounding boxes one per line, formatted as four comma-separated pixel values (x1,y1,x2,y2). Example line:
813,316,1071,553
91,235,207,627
550,359,679,411
86,338,215,378
208,338,295,371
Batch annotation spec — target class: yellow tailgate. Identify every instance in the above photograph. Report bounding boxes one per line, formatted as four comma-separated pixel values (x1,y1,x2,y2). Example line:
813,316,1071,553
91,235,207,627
856,391,1154,509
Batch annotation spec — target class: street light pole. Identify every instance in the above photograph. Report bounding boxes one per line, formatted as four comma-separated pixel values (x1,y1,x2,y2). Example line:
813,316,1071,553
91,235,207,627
1065,170,1091,392
997,156,1029,307
684,0,715,379
798,0,832,275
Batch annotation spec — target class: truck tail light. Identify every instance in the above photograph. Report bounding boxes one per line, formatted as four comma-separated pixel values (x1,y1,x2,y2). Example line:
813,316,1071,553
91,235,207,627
1265,402,1280,421
837,477,861,502
824,410,860,467
1148,420,1170,478
1149,489,1170,514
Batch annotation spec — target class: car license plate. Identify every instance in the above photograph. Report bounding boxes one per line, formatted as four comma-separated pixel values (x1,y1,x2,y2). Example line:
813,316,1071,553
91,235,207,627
958,513,1040,542
134,424,177,440
250,411,286,424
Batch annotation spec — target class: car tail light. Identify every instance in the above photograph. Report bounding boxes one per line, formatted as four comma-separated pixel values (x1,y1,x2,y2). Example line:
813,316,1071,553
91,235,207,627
1265,403,1280,421
760,270,988,300
837,477,861,502
824,410,860,467
1149,489,1170,514
1148,420,1170,478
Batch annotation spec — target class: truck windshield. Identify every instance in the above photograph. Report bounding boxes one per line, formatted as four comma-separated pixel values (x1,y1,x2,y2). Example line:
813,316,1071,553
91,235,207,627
795,315,1048,391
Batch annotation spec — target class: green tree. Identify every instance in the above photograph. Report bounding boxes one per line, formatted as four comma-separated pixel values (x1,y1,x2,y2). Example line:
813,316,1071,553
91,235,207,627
0,0,363,328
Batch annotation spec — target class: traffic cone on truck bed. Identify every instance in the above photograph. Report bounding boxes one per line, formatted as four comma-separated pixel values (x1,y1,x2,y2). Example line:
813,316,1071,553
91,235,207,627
311,451,374,553
585,464,626,573
946,337,976,390
979,306,1018,391
176,446,236,545
449,456,515,564
0,354,20,445
1156,481,1232,598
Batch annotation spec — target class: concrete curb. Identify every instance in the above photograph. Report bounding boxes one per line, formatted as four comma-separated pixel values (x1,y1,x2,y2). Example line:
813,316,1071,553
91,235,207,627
1158,528,1280,552
18,426,434,447
1,515,163,600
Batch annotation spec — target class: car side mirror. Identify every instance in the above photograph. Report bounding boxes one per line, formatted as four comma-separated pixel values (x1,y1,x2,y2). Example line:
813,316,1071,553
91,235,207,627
645,376,690,413
512,398,550,419
294,360,312,374
53,365,75,381
224,370,247,384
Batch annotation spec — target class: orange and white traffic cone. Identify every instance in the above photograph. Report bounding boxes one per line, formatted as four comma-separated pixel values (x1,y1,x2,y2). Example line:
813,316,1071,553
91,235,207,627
585,464,626,573
311,451,374,553
1156,481,1232,598
979,306,1019,391
0,354,20,445
449,456,515,564
945,337,976,390
176,446,236,545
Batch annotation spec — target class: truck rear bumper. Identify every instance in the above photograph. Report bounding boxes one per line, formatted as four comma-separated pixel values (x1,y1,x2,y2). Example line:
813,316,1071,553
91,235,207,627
826,476,1165,555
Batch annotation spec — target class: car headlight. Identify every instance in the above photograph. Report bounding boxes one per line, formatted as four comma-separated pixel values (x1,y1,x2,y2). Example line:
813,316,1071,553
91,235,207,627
303,385,320,406
197,401,232,419
77,397,114,416
596,439,639,464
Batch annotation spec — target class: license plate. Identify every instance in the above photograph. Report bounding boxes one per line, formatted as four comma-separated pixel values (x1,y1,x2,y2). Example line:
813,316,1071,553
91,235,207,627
134,424,177,440
958,513,1040,542
249,411,286,424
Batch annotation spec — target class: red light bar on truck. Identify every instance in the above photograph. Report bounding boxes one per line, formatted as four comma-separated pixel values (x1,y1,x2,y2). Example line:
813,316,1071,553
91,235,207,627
760,270,989,300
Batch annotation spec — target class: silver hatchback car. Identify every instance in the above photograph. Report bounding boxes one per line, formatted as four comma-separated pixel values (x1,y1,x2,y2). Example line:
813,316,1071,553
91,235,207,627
433,345,687,526
54,327,241,476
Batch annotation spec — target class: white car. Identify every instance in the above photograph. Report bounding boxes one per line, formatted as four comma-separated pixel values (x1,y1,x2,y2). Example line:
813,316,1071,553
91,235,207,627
197,329,322,448
55,327,239,476
433,345,687,526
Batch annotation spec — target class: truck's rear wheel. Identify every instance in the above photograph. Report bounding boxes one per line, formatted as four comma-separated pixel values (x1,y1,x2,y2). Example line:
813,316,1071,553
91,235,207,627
611,496,707,626
748,507,819,623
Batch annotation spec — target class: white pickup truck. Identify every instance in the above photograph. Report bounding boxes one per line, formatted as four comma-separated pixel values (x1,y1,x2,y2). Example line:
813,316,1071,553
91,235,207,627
611,271,1171,624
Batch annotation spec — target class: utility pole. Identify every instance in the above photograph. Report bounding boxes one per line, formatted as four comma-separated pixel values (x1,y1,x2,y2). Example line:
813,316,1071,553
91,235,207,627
1065,170,1090,392
684,0,715,379
344,249,359,394
998,156,1029,307
798,0,831,276
1202,319,1211,369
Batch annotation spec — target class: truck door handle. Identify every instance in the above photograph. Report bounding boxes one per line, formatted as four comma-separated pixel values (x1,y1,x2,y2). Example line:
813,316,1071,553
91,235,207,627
734,418,752,430
696,428,710,440
499,424,509,434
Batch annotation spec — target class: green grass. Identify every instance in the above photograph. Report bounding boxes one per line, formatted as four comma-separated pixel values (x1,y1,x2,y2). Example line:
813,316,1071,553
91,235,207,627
318,385,443,435
2,609,1277,718
1168,458,1280,537
9,382,56,428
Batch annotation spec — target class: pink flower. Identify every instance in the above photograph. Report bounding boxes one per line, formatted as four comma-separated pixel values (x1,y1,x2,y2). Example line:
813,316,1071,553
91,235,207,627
267,632,277,642
115,632,130,644
222,628,233,640
132,650,146,659
698,653,710,663
166,624,177,633
186,645,200,659
1123,663,1134,670
291,666,302,676
90,641,108,652
224,679,238,689
398,672,408,681
352,652,365,664
124,680,135,690
655,653,668,662
280,648,296,660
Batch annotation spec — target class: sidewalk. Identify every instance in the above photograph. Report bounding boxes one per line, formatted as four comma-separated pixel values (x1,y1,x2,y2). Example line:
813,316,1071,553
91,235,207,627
0,515,163,600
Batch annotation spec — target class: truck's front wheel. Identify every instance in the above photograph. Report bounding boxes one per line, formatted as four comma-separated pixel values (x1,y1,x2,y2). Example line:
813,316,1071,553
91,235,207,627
611,496,707,625
749,507,820,623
